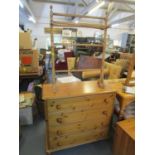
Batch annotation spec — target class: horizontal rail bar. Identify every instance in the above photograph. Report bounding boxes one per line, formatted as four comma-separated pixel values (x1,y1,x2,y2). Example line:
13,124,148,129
53,12,106,20
44,28,62,34
55,43,103,47
56,69,102,73
52,21,108,30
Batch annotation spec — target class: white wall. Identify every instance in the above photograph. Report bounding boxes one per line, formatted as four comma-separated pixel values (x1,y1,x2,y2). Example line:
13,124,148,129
25,1,67,49
25,23,49,49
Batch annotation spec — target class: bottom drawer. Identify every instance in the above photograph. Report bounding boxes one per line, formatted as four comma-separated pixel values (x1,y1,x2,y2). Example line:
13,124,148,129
49,127,109,151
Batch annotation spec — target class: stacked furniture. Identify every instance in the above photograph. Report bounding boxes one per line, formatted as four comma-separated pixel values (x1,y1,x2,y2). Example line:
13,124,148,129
43,6,110,155
19,32,44,91
19,32,39,75
41,6,136,155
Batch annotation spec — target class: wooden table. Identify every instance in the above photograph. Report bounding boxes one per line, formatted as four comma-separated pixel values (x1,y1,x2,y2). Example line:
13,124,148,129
19,66,43,79
113,118,135,155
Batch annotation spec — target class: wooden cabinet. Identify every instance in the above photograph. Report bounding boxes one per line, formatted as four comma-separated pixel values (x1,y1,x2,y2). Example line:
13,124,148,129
42,81,116,154
113,118,135,155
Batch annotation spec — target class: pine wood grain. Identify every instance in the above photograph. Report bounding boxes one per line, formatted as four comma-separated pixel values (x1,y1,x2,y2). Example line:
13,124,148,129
44,90,115,152
113,118,135,155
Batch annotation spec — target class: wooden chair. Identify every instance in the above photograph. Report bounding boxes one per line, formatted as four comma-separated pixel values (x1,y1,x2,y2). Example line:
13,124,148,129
114,59,129,72
113,53,135,120
67,57,76,75
119,53,135,86
105,62,122,79
114,96,135,121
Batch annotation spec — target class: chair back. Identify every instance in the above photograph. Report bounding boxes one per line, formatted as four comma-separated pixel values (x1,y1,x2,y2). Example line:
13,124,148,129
105,62,122,79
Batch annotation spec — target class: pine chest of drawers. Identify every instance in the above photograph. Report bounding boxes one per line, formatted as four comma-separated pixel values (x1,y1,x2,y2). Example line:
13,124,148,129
42,81,116,154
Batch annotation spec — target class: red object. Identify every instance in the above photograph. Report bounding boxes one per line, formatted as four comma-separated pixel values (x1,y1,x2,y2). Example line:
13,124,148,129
21,56,32,65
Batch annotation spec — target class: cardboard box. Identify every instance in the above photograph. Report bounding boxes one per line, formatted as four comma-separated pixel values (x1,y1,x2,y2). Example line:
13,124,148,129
19,32,32,49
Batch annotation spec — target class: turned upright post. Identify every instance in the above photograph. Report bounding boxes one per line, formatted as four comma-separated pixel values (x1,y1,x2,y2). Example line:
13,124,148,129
98,13,108,88
50,6,56,84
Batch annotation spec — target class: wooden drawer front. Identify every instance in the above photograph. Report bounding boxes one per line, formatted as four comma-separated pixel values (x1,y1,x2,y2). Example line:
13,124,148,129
48,119,109,137
49,127,109,151
47,93,115,114
48,107,113,127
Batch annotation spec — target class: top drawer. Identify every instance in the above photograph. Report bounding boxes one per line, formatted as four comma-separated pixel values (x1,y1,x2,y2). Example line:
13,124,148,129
47,93,115,114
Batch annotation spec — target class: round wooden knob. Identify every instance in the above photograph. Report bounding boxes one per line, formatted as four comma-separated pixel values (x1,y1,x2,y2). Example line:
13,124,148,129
85,97,90,101
56,105,61,110
104,99,108,104
57,118,62,123
57,142,62,146
102,111,107,116
57,130,62,136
